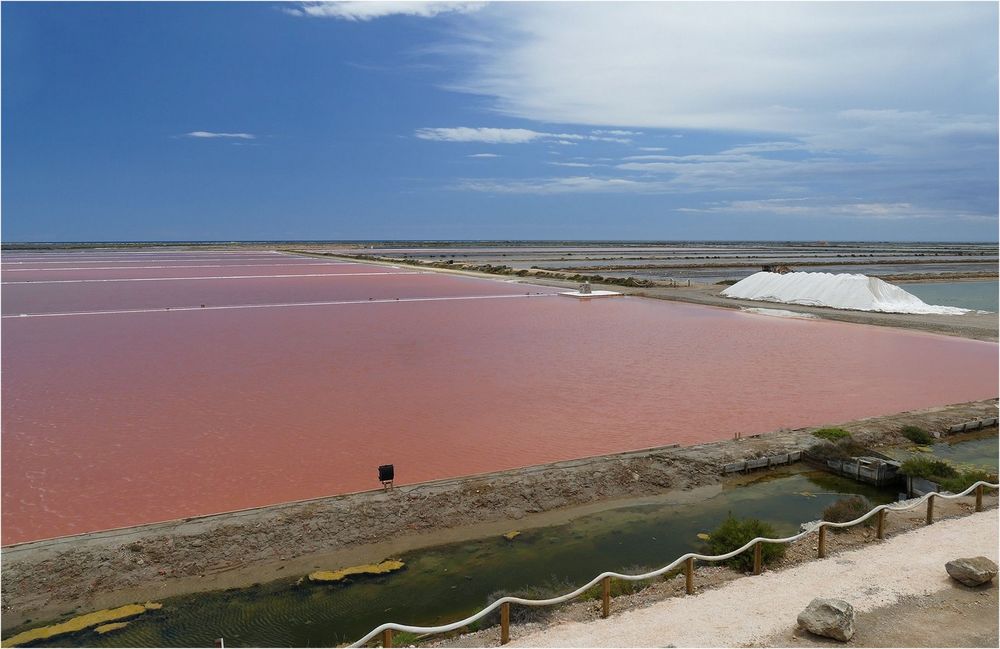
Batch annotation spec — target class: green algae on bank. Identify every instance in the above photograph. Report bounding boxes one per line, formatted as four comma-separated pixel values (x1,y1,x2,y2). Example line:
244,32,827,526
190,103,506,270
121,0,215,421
308,560,405,583
1,603,159,648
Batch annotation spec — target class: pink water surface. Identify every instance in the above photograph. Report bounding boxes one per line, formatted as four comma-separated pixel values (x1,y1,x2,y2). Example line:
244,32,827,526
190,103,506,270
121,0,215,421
2,259,997,544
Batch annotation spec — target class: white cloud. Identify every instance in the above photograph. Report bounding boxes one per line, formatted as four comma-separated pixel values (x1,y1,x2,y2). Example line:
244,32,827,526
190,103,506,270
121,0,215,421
638,147,667,152
621,154,678,161
449,2,996,135
721,141,808,155
416,127,543,143
183,131,256,140
456,176,657,195
467,152,500,158
548,161,594,168
679,198,996,222
414,126,631,144
592,129,641,136
285,1,484,20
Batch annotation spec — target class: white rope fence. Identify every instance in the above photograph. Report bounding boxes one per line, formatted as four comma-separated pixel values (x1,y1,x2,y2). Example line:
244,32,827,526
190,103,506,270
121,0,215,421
349,480,998,647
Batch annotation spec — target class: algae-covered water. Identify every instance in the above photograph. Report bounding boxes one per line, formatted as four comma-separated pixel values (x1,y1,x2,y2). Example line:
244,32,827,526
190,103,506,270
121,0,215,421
11,467,896,648
884,431,999,471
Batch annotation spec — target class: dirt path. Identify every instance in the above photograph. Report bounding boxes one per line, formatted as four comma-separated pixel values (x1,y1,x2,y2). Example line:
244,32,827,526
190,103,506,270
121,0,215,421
512,510,998,647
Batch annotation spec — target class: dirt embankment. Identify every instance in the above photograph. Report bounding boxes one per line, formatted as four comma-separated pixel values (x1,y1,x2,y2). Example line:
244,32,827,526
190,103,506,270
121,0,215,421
2,400,996,630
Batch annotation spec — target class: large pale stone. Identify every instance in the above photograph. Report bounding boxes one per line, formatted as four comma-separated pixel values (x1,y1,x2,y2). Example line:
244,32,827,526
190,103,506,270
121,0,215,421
797,598,856,642
946,557,998,587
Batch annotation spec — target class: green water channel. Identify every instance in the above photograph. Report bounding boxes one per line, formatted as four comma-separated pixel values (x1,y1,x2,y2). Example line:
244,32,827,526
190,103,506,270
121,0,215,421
883,430,998,471
11,466,897,648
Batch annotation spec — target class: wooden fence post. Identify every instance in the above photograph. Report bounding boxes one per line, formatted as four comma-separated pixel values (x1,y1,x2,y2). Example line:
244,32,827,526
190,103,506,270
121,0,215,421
381,629,393,648
926,494,934,525
601,576,611,618
752,542,762,575
817,524,826,558
976,485,984,512
500,602,510,645
685,557,694,595
876,509,886,540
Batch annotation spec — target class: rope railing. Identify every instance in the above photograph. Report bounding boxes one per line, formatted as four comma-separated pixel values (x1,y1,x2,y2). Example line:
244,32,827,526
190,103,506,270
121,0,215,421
349,480,998,647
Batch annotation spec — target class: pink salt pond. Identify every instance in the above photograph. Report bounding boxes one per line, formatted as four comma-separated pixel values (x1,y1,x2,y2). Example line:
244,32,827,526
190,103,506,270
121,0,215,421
1,251,996,544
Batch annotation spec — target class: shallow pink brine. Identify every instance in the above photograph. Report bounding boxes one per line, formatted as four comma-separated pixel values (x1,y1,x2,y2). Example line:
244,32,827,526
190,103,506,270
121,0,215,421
1,253,997,544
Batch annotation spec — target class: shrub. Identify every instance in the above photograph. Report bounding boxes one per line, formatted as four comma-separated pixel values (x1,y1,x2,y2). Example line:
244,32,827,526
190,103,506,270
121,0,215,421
588,565,658,599
900,456,959,481
391,631,422,646
938,467,997,494
822,496,874,530
707,516,785,572
812,428,851,442
899,457,995,493
900,425,933,445
483,576,576,625
808,438,871,462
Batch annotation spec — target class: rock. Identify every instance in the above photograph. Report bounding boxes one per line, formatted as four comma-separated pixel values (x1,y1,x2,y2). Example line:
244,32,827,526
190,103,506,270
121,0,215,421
797,598,856,642
946,557,998,586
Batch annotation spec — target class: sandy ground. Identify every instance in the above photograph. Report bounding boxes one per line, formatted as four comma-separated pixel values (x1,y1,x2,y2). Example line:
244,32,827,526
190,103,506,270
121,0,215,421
507,509,998,647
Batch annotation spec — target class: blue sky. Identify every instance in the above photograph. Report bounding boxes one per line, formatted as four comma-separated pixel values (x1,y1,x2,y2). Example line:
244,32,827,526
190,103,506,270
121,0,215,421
3,1,998,241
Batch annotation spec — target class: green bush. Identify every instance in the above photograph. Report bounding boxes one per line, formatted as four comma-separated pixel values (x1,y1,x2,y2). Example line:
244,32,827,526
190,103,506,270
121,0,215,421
900,456,958,481
900,457,996,493
808,438,871,462
707,516,785,572
812,428,851,442
900,425,933,445
822,496,874,530
483,576,575,625
938,468,997,494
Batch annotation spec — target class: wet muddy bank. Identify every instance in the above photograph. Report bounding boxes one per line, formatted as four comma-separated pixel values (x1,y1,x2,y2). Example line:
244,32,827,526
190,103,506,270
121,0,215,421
2,399,995,631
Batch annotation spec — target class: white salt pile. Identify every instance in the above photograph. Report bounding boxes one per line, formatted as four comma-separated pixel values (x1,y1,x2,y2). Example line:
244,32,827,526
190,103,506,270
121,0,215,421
722,272,969,315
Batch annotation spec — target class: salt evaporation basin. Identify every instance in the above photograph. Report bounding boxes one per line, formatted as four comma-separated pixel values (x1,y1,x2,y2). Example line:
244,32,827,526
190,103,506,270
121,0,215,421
722,272,970,315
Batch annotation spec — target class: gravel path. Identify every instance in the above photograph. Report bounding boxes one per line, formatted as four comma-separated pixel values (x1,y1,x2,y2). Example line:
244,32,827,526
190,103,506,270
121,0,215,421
514,510,998,647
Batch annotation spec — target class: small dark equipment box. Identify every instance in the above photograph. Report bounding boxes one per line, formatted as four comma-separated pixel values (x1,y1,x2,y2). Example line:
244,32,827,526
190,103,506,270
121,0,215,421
378,464,394,489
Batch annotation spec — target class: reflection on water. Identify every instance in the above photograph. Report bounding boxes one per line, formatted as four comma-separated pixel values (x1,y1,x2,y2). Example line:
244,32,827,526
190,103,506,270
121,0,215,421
17,467,894,648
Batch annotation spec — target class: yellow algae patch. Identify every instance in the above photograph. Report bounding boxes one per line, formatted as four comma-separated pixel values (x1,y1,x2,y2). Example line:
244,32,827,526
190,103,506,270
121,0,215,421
502,531,521,541
308,560,405,583
94,622,129,635
2,603,154,647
